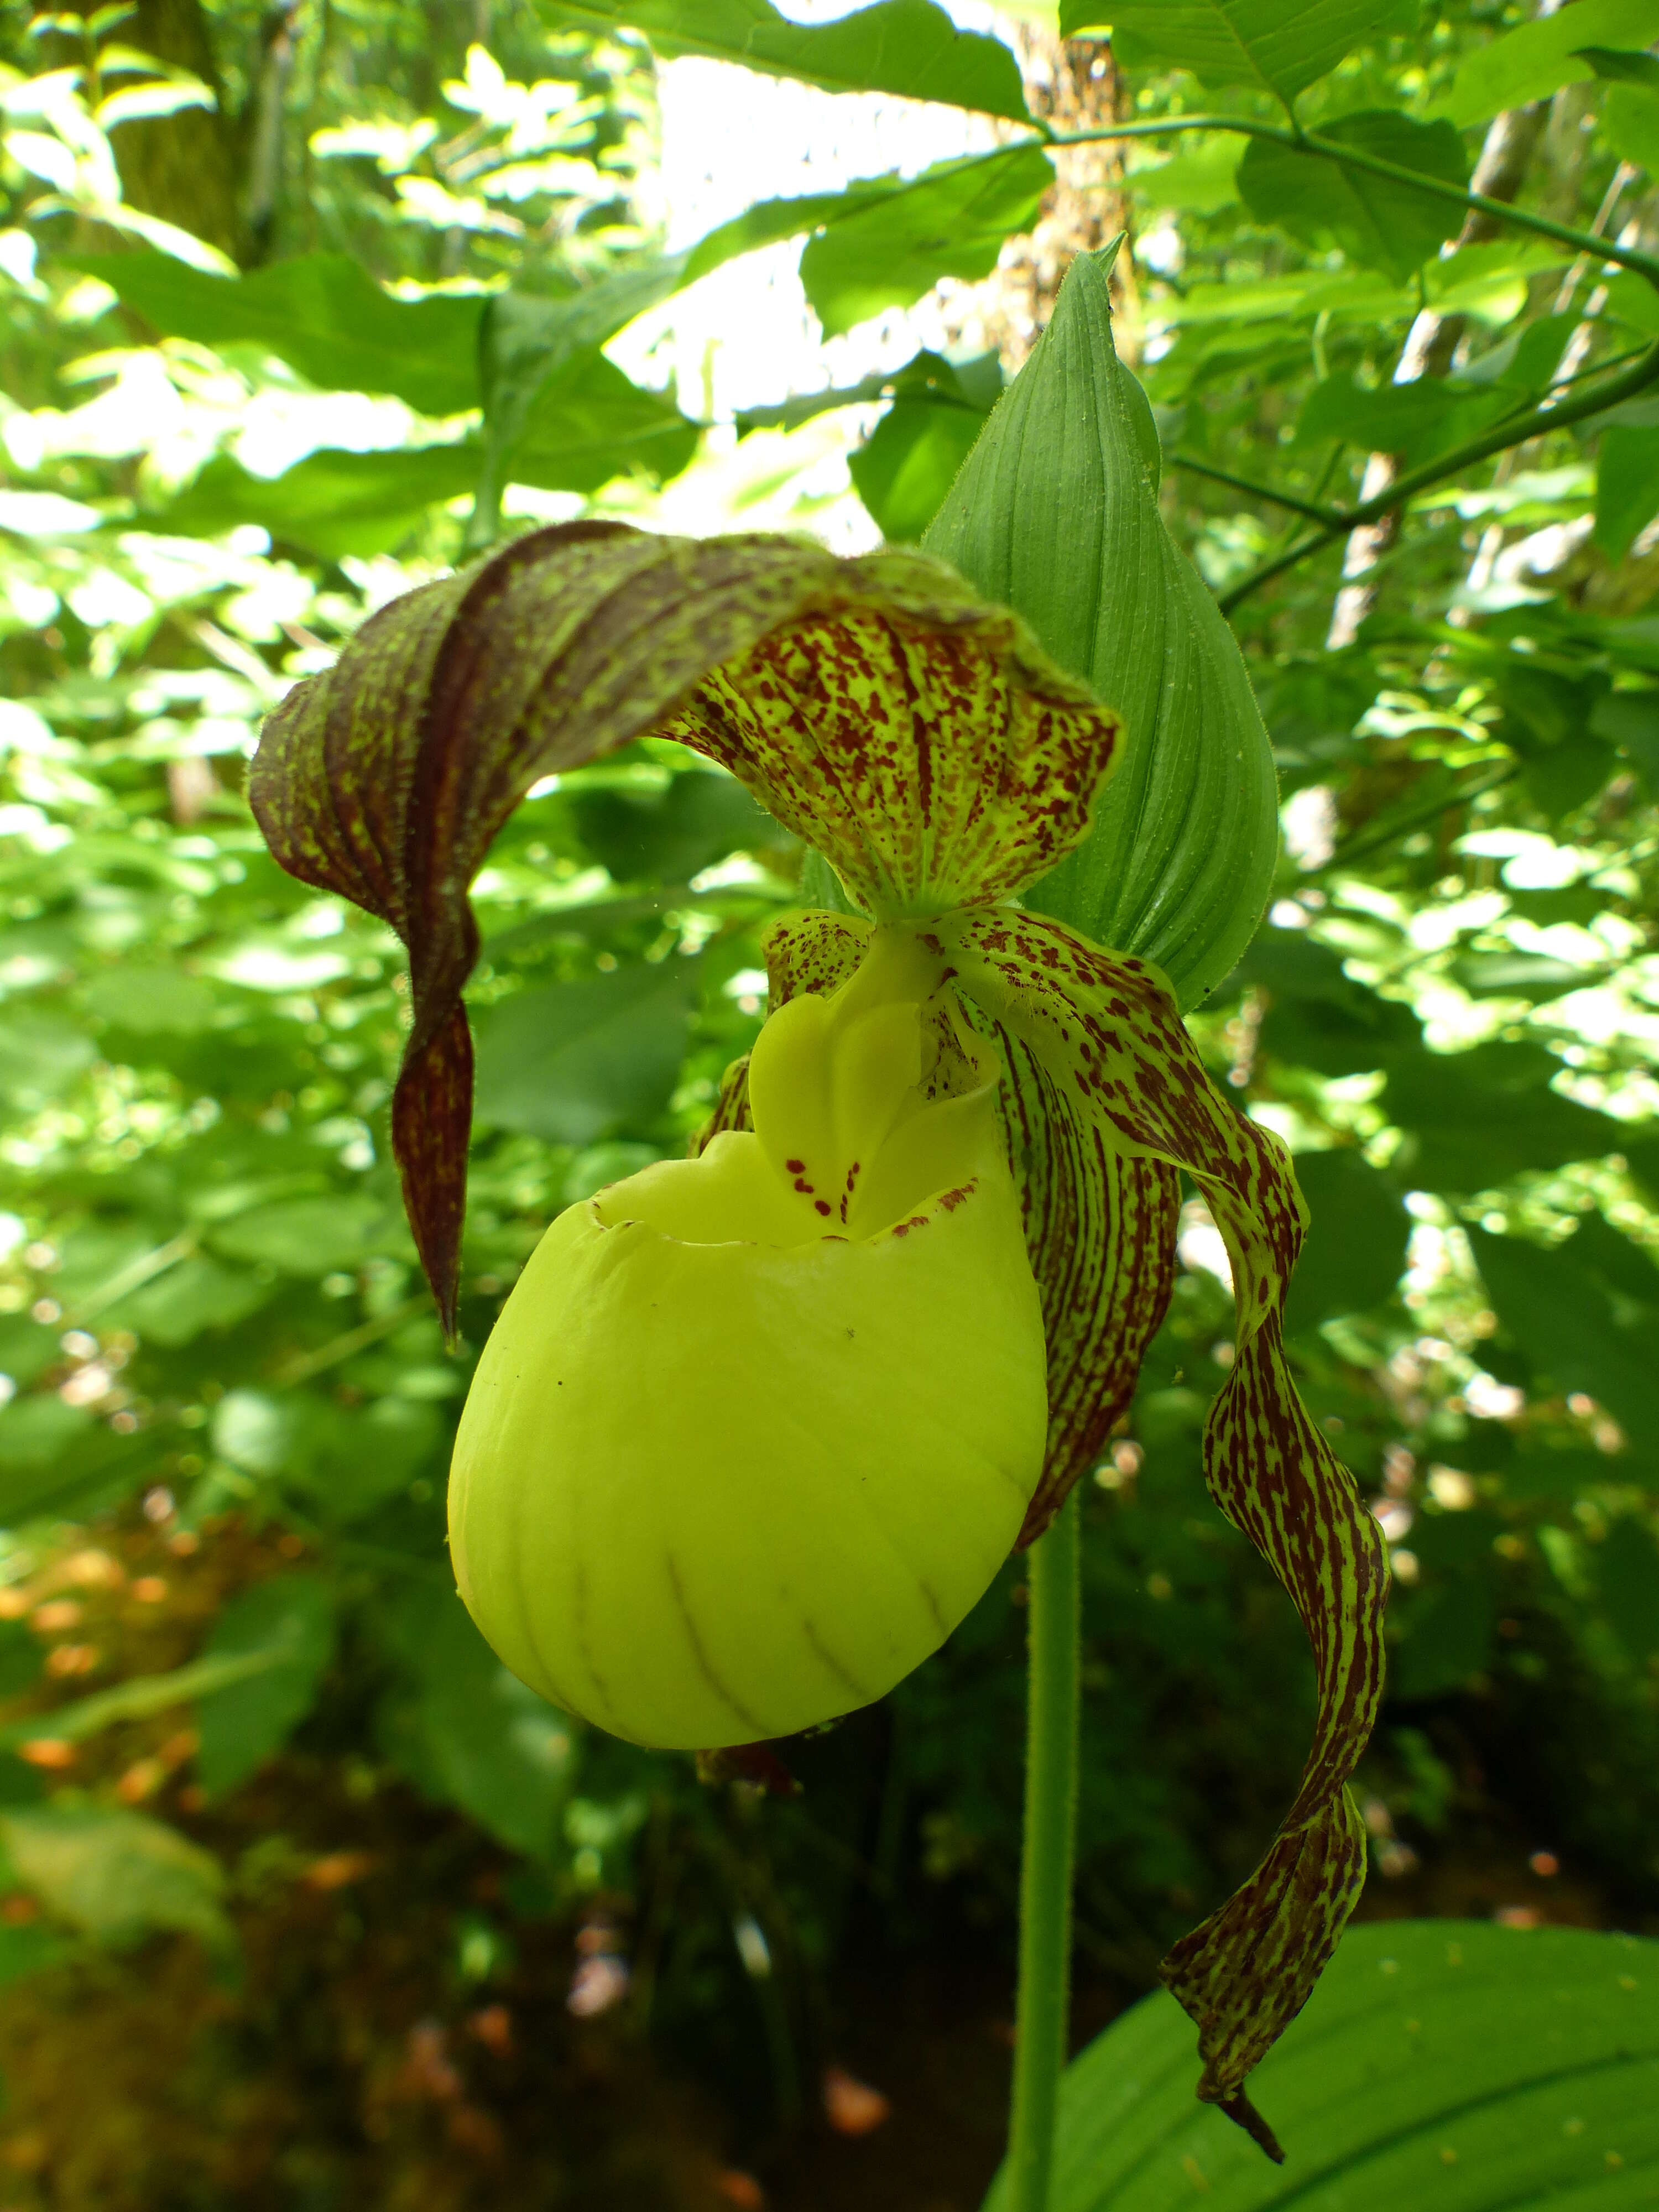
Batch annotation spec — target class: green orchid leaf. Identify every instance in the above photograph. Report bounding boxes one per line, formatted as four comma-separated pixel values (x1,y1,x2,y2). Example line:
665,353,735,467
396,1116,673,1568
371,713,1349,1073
926,249,1279,1009
800,145,1053,338
941,908,1387,2142
1438,0,1659,128
1060,0,1412,116
1238,111,1469,284
249,524,1117,1328
549,1,1032,121
983,1920,1659,2210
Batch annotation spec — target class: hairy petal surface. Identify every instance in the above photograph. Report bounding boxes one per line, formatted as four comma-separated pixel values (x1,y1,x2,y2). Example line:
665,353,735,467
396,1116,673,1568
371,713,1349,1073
249,522,1114,1329
941,906,1389,2153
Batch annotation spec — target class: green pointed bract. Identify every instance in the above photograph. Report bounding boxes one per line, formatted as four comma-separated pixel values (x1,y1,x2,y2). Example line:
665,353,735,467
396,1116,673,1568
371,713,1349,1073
249,520,1118,1332
936,905,1389,2141
925,248,1279,1010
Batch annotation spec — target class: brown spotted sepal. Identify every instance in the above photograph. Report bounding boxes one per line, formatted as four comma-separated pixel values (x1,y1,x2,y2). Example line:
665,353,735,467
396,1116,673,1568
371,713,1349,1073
249,523,1118,1333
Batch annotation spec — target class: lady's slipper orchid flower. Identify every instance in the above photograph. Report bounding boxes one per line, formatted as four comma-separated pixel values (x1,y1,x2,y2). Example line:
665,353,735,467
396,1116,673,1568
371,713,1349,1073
251,520,1386,2154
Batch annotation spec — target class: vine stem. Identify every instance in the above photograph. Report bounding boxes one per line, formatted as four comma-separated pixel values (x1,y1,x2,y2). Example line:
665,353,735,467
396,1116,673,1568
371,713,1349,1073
1005,1489,1082,2212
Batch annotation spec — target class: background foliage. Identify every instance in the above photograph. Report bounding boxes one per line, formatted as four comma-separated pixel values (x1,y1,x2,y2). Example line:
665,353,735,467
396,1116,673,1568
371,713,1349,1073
1,1,1657,2206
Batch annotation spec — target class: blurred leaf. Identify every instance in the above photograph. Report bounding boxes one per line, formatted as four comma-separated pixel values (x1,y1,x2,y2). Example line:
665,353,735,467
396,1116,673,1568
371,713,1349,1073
207,1194,393,1276
1390,1568,1496,1699
472,959,697,1145
0,1396,95,1479
800,146,1052,338
568,768,780,883
1599,1517,1659,1658
554,0,1032,118
1126,135,1242,215
379,1582,578,1858
926,249,1279,1008
1245,928,1422,1074
1592,688,1659,793
1062,0,1411,112
1449,951,1608,1001
1439,0,1659,127
1604,82,1659,170
1469,1222,1659,1437
849,351,1001,543
984,1919,1659,2208
197,1573,335,1797
1576,46,1659,88
1239,111,1468,283
106,1257,272,1347
0,1013,96,1112
0,1806,232,1955
3,1650,283,1749
82,967,217,1035
68,250,483,413
1385,1042,1624,1192
0,1318,62,1390
1282,1151,1409,1335
1595,424,1659,563
151,446,478,562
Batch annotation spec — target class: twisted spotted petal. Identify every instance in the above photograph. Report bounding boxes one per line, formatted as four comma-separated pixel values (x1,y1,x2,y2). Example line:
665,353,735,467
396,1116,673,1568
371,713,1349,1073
249,521,1119,1331
938,906,1389,2154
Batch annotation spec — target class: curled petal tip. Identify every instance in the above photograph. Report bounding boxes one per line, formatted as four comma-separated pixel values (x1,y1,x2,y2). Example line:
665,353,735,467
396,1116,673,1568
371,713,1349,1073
1215,2090,1286,2166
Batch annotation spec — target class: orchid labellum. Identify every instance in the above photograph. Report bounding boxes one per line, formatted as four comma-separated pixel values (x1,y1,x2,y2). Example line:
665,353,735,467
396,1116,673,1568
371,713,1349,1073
251,514,1386,2157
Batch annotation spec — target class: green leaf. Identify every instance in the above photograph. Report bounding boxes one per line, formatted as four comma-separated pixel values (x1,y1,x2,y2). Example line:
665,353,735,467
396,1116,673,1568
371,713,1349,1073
67,251,483,415
196,1574,335,1797
568,766,782,883
926,248,1279,1007
1604,82,1659,170
1,1649,285,1750
1243,927,1422,1075
207,1193,392,1275
1595,424,1659,563
1438,0,1659,129
0,1806,232,1955
1125,135,1243,215
1239,112,1468,284
800,145,1052,339
152,447,478,562
82,966,217,1034
105,1256,272,1348
848,351,1002,542
1599,1517,1659,1658
550,0,1031,119
1384,1041,1625,1192
1468,1223,1659,1440
0,1011,96,1112
1577,46,1659,90
1281,1151,1409,1335
378,1582,578,1858
1061,0,1411,114
1390,1568,1497,1699
471,959,697,1145
983,1918,1659,2208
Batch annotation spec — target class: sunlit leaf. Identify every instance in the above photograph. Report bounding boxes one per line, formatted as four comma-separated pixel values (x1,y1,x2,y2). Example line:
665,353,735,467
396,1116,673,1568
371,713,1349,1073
1061,0,1413,114
1438,0,1659,128
1239,111,1468,284
551,0,1031,119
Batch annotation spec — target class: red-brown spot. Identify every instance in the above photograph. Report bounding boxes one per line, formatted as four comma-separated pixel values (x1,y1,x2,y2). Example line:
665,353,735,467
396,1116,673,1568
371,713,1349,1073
814,1199,833,1216
794,1177,813,1193
785,1159,805,1173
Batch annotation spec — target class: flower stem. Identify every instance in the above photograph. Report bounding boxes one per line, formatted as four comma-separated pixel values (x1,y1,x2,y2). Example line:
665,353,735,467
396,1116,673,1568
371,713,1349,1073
1005,1490,1081,2212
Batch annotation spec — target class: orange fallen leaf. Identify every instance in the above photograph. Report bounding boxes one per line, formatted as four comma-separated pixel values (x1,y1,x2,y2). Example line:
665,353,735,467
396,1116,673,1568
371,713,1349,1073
17,1741,74,1771
305,1851,378,1891
822,2065,891,2136
715,2172,765,2209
